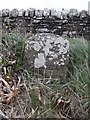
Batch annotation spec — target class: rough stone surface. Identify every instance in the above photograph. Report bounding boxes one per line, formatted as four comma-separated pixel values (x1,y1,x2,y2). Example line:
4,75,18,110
50,9,58,17
29,8,35,17
1,8,90,40
19,9,25,16
80,10,87,18
10,9,19,17
56,11,62,18
43,8,50,17
25,33,69,79
88,1,90,15
61,9,68,19
0,9,10,17
36,28,50,33
35,9,43,17
25,9,30,16
69,9,79,17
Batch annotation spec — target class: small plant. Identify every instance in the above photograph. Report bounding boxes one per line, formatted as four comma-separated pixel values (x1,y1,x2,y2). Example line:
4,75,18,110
0,76,21,104
2,33,25,78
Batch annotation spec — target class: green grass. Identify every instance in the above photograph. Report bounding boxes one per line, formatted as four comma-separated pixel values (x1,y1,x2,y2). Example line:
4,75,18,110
1,33,89,119
65,37,89,118
2,32,25,76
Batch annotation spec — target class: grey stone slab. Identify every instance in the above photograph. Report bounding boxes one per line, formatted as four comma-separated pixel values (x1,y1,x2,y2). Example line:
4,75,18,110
25,33,69,79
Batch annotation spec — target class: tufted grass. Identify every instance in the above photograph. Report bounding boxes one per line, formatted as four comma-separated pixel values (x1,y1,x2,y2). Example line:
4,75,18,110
1,33,89,119
65,37,89,118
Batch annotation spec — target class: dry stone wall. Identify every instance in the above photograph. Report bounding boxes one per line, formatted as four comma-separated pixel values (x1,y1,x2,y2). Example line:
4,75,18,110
0,7,90,80
0,8,90,40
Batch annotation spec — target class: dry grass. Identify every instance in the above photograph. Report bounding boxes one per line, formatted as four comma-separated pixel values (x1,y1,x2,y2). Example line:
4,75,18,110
0,33,89,119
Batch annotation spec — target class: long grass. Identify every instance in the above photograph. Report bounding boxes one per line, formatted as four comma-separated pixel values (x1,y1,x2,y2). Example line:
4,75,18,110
1,33,89,119
65,37,89,118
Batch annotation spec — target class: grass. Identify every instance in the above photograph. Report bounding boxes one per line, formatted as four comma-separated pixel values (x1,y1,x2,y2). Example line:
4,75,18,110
66,37,89,118
0,33,89,119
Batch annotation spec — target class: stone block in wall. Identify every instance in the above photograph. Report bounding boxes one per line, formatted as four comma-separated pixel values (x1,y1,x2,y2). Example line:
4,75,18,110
80,10,87,18
69,9,80,17
43,8,50,17
25,33,69,80
35,9,43,17
25,9,30,17
50,9,58,17
50,9,64,19
0,10,2,17
19,9,25,17
61,9,68,19
56,11,62,18
36,28,50,33
88,1,90,15
0,9,10,17
3,17,10,25
10,9,19,17
0,11,2,17
29,8,35,17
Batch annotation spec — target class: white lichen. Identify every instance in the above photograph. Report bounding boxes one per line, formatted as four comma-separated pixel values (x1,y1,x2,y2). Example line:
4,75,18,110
43,40,52,56
34,53,46,68
33,42,41,51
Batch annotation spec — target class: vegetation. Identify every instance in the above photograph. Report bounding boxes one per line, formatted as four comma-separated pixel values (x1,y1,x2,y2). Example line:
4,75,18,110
0,33,89,119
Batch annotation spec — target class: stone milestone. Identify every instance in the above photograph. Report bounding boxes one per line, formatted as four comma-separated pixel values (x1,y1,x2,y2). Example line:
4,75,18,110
25,33,69,80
